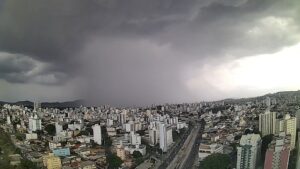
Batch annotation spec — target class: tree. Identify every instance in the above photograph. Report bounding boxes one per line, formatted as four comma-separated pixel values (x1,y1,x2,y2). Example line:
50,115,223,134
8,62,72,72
172,130,180,141
79,130,89,136
132,151,143,159
85,127,93,135
15,132,25,141
101,126,112,147
45,124,56,136
12,119,21,128
63,123,68,130
17,159,39,169
157,148,164,155
244,129,252,135
132,151,144,165
179,128,186,134
200,153,231,169
230,143,238,152
288,149,297,169
15,148,21,154
261,134,273,161
234,135,242,140
107,154,123,169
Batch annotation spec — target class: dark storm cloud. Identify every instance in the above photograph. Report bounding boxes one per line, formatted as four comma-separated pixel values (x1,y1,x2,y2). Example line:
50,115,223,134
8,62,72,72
0,53,67,84
0,0,299,105
0,54,34,74
154,0,300,59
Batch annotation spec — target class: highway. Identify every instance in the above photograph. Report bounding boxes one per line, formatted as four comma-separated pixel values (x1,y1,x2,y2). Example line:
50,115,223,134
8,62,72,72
157,123,193,169
180,122,204,169
166,120,204,169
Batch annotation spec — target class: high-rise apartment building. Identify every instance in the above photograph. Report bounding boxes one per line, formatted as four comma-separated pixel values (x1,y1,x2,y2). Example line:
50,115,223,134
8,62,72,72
149,128,159,146
130,131,141,145
34,102,41,111
264,133,291,169
29,114,42,132
120,110,127,124
92,124,102,145
236,134,261,169
259,110,276,136
296,109,300,129
6,115,11,125
55,122,63,135
276,119,285,134
296,132,300,169
159,123,173,152
265,97,271,108
278,114,297,149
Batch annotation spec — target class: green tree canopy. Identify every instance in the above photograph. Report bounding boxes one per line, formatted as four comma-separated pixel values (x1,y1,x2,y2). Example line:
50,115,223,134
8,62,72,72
132,151,144,166
45,124,56,136
108,154,123,169
200,153,231,169
79,130,89,136
132,151,143,159
85,127,93,135
17,159,39,169
15,132,25,141
261,134,273,161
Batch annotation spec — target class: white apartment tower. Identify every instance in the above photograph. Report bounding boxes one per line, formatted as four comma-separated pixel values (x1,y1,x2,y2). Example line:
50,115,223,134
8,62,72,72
6,115,11,125
130,131,141,145
149,128,159,146
29,114,42,132
259,110,276,136
159,123,173,152
55,122,63,135
265,97,271,108
34,102,41,111
92,124,102,145
237,134,261,169
120,110,127,124
279,114,297,149
159,123,167,152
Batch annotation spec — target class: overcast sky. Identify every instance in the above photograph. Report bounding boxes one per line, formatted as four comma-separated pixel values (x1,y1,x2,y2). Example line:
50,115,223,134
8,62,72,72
0,0,300,106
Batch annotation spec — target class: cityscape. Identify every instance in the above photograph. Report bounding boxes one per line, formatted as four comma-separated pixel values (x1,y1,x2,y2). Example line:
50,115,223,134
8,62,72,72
1,0,300,169
0,91,300,169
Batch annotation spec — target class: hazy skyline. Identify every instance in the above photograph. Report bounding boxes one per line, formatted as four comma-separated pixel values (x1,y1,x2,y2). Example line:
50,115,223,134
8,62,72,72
0,0,300,106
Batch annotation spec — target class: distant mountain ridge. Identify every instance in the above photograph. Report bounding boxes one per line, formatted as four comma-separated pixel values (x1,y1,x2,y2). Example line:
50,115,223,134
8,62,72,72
0,100,84,108
0,90,300,108
219,90,300,104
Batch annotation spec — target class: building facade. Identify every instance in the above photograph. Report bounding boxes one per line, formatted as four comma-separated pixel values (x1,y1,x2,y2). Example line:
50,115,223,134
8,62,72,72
264,133,290,169
149,128,159,146
92,124,102,145
29,114,42,132
278,114,297,149
296,110,300,129
236,134,261,169
259,110,276,136
159,123,173,152
43,153,62,169
198,143,224,161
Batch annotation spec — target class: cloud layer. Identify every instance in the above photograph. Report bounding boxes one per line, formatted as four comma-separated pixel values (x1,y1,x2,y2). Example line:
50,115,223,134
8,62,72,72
0,0,300,105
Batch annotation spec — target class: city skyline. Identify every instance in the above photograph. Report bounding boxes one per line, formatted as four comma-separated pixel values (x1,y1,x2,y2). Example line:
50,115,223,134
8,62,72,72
0,0,300,106
0,89,299,108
